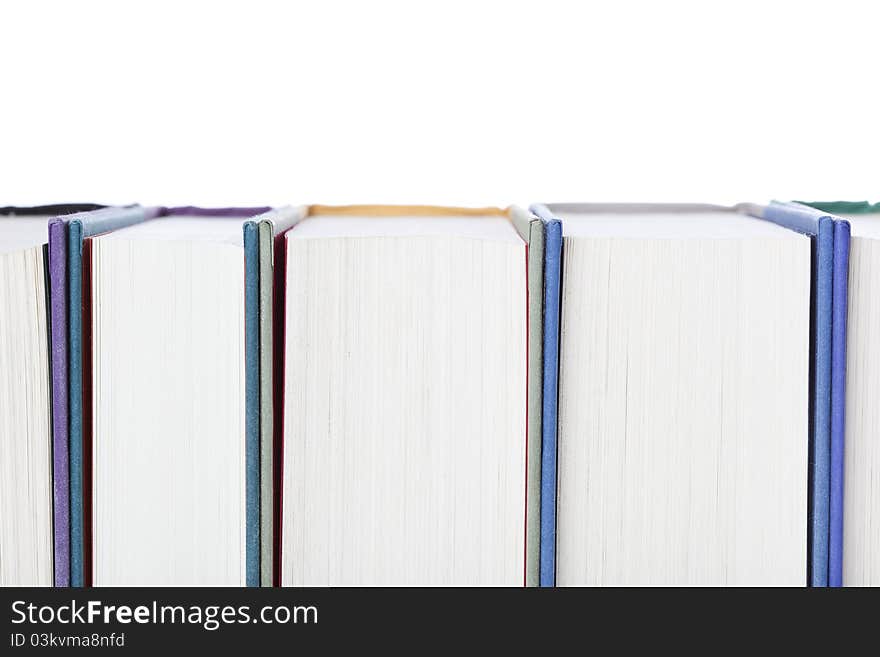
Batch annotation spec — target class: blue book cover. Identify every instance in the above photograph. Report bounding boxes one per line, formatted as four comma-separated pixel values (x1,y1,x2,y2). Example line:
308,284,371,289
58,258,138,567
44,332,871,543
830,220,849,587
753,201,850,587
528,204,562,587
243,221,261,587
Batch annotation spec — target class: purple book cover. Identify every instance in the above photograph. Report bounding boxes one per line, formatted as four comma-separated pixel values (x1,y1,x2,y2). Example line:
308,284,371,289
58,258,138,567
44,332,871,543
163,206,272,217
48,219,70,587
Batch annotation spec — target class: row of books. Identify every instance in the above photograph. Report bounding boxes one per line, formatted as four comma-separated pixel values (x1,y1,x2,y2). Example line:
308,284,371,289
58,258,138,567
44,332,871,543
0,200,874,587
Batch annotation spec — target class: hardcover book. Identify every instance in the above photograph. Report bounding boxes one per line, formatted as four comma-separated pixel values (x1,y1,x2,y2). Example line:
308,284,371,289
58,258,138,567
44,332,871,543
50,205,285,587
278,204,553,586
1,204,106,586
49,206,157,587
244,207,306,587
749,201,850,587
531,202,830,586
801,201,880,587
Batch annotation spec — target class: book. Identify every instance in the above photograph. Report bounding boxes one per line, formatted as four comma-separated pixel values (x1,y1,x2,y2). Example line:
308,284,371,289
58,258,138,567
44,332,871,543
50,206,156,587
750,201,850,587
278,205,550,586
0,204,105,586
86,206,278,586
529,206,563,587
801,200,879,587
244,207,305,587
532,202,818,586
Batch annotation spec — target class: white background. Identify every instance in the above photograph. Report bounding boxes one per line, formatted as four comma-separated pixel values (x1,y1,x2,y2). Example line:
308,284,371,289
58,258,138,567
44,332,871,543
1,0,877,208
